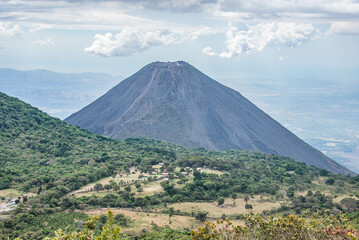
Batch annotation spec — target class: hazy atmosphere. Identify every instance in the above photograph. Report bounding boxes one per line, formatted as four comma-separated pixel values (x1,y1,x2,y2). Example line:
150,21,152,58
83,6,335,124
1,0,358,172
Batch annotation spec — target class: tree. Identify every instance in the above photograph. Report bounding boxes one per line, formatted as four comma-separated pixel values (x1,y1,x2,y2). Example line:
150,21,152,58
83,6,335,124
287,187,295,198
124,185,131,192
195,211,208,222
244,195,250,203
307,190,313,197
94,183,103,191
104,184,112,191
231,193,237,205
245,203,253,210
113,184,119,191
325,178,335,185
218,197,225,206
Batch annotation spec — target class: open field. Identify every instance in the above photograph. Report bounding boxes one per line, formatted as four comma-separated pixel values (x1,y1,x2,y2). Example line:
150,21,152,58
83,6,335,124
0,213,10,221
0,189,21,198
333,194,358,204
163,196,285,218
84,208,201,233
135,181,164,197
68,167,143,196
75,180,166,198
201,168,225,175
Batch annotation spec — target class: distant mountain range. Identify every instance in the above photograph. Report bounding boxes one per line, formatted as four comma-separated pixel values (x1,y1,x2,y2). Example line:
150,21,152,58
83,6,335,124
0,68,121,119
65,61,354,176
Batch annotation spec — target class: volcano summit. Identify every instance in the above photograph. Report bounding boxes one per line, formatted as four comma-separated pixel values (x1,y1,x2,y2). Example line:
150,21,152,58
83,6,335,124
65,61,353,175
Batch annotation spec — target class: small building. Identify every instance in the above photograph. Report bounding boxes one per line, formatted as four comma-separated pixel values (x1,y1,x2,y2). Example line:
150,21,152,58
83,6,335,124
159,163,164,166
151,172,158,175
196,167,202,172
181,172,188,175
162,172,169,176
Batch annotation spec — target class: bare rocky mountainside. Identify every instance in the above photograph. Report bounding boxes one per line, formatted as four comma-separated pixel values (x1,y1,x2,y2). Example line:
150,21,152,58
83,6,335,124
65,61,354,176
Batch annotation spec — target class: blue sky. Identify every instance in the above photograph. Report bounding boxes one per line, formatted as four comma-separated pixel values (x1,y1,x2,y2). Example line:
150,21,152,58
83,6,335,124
0,0,358,79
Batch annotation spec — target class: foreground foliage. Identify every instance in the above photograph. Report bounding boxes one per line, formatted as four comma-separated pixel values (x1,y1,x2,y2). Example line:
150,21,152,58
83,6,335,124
12,210,359,240
191,210,359,240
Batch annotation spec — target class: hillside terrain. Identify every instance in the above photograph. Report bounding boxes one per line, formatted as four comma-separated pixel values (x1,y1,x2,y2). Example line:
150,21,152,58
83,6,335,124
1,92,359,239
65,61,353,176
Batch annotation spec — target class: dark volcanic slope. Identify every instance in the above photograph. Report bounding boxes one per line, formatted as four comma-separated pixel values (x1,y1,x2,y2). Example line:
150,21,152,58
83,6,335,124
65,61,353,175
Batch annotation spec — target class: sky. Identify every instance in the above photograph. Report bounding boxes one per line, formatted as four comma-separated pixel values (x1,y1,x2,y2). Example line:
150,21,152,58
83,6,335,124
0,0,358,79
0,0,359,171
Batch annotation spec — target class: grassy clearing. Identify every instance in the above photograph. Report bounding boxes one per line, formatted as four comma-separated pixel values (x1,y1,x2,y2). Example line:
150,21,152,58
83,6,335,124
201,168,225,175
163,196,285,218
75,191,118,198
0,213,9,221
69,167,143,196
333,194,358,204
84,208,201,233
135,181,164,197
0,189,22,198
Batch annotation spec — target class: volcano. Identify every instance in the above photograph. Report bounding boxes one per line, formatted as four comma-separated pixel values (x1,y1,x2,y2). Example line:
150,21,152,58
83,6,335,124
65,61,353,175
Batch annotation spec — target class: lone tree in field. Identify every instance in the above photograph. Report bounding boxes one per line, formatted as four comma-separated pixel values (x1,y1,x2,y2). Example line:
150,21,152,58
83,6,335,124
231,193,237,205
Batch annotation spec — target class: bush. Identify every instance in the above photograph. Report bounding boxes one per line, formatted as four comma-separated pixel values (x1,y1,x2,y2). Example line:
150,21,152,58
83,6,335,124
326,178,335,185
191,210,359,240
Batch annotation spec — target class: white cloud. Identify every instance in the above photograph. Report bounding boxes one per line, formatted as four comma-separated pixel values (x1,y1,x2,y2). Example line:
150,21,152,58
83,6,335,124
85,27,213,57
325,142,337,147
278,56,284,61
0,22,22,37
215,0,359,21
203,22,319,58
202,46,217,56
328,21,359,35
29,38,55,46
0,1,204,31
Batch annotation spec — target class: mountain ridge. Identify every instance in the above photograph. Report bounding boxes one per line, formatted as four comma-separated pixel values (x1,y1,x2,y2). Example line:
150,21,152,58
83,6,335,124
65,61,355,176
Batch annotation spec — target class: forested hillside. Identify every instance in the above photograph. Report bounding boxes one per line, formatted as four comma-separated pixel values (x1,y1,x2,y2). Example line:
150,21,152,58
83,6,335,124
1,92,359,239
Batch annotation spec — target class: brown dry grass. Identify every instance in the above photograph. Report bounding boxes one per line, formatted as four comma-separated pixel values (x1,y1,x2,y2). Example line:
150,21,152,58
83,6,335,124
135,181,164,197
165,196,285,218
0,189,21,198
333,194,358,204
84,208,201,233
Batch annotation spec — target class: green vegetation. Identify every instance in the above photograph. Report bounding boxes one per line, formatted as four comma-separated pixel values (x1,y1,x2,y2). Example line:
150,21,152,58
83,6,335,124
191,211,359,240
1,92,359,239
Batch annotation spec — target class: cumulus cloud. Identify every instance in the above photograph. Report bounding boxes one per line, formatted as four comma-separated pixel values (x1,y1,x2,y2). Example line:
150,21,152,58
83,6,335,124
203,23,319,58
29,38,55,46
85,28,213,57
0,22,22,37
328,21,359,35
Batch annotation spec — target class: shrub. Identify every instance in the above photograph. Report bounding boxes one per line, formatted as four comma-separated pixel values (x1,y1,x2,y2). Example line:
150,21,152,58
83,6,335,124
191,210,359,240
